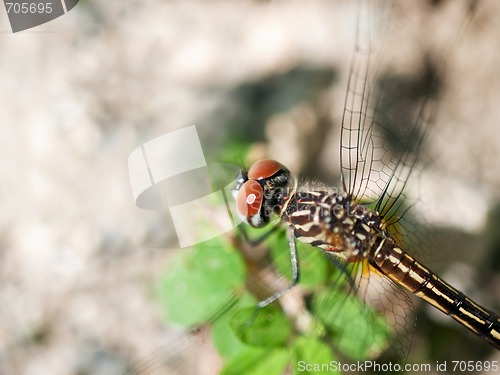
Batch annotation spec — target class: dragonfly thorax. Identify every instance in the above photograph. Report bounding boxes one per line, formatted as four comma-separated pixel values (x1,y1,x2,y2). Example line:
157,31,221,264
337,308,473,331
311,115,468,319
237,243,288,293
283,189,382,262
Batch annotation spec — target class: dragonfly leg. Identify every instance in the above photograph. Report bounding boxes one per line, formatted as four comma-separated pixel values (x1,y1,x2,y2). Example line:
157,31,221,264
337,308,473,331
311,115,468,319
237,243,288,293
238,224,280,246
327,254,355,290
257,227,300,308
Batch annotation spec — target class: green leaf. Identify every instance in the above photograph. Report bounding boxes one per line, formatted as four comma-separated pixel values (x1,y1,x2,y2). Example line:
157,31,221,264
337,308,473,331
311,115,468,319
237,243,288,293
157,238,246,327
270,230,328,289
229,306,292,348
292,336,340,375
212,293,257,359
214,139,252,164
311,290,392,360
221,347,289,375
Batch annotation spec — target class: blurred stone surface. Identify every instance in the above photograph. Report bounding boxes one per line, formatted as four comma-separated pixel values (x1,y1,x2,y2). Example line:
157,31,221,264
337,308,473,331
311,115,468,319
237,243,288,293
0,1,499,374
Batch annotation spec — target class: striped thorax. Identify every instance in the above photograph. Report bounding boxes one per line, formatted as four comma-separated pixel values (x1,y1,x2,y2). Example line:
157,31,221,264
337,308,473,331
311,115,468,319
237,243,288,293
282,189,381,263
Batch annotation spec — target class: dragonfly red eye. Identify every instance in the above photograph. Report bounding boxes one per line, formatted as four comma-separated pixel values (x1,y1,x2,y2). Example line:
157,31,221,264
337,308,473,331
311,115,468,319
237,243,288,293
248,159,284,180
236,180,263,219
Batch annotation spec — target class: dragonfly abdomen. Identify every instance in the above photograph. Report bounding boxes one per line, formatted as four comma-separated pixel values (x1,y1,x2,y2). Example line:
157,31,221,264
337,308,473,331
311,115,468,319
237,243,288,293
370,236,500,349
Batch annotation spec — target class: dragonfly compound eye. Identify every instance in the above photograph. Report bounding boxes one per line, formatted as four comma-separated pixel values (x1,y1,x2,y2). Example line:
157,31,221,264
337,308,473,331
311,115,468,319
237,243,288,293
236,180,265,227
247,159,285,180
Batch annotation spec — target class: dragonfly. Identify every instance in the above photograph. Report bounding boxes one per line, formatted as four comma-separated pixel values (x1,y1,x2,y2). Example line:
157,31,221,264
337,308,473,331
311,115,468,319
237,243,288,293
232,0,499,354
127,1,499,374
236,154,500,350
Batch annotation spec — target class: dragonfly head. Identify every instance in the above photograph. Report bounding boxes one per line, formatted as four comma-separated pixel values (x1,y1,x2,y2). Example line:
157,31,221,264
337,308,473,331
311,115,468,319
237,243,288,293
235,159,292,228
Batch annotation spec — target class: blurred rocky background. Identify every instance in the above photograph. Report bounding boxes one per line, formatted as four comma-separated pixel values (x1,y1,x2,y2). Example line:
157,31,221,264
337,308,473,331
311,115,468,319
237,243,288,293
0,1,499,374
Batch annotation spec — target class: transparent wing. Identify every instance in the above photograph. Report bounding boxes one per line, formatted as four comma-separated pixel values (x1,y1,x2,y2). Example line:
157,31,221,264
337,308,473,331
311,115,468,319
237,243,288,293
344,0,483,216
341,1,480,259
122,330,221,375
355,262,416,363
337,1,486,364
340,0,440,215
303,254,415,364
340,0,393,201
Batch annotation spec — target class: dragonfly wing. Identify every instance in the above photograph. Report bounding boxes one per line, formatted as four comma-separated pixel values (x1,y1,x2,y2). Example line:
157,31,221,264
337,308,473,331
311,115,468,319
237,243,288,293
357,264,416,364
339,0,393,200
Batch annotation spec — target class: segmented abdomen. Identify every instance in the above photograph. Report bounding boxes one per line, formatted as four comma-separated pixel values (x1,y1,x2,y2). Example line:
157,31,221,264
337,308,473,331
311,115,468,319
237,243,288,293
370,235,500,349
